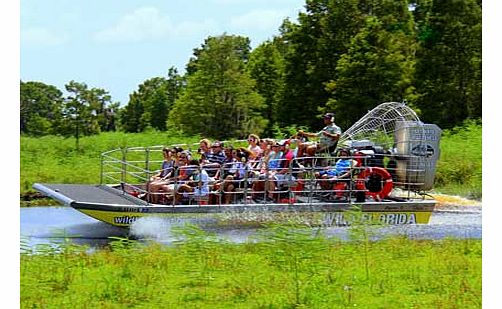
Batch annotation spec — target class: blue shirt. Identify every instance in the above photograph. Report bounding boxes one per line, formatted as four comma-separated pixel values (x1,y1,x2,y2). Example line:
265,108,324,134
268,151,282,170
160,160,174,178
321,158,353,177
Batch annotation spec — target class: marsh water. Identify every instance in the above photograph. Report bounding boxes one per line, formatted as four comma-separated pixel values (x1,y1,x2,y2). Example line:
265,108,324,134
20,204,481,252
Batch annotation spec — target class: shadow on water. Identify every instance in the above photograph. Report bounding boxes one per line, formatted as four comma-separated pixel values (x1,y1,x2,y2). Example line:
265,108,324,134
21,205,482,252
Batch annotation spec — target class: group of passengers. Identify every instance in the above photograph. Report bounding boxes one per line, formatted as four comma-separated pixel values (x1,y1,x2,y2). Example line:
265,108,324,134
146,112,357,204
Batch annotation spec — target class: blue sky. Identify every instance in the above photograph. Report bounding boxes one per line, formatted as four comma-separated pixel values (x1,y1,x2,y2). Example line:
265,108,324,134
20,0,305,105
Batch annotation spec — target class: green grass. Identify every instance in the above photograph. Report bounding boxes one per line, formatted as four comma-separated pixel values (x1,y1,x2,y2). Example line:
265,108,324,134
433,120,482,199
20,122,483,200
20,226,482,308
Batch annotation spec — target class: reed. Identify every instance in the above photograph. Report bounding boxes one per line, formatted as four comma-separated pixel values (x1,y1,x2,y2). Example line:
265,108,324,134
20,225,481,308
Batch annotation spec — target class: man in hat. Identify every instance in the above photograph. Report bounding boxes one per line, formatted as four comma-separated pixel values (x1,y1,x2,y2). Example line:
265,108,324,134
296,112,342,157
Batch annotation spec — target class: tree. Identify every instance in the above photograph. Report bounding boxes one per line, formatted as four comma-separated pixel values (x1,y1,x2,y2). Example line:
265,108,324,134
20,80,63,136
278,0,364,130
325,13,417,128
413,0,482,129
120,94,144,133
120,67,183,132
169,34,267,139
61,81,116,143
247,40,285,136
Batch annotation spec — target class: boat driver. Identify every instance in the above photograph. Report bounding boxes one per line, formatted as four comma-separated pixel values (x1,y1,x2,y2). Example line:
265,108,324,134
296,112,342,157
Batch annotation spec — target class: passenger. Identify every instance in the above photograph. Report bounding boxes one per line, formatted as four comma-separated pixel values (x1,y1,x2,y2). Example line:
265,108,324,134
198,138,212,162
247,138,272,176
206,141,226,164
296,112,342,157
247,134,262,160
202,141,225,177
203,141,226,177
251,141,282,201
260,138,274,160
153,151,193,204
150,147,175,181
315,148,358,190
266,140,297,201
223,145,235,164
211,149,252,204
212,145,234,180
147,147,175,204
175,160,210,204
226,148,253,183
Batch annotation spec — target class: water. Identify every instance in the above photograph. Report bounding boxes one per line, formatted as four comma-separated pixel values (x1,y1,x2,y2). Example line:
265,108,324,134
20,205,482,252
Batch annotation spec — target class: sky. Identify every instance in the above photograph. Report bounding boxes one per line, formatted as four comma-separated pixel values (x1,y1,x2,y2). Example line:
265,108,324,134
20,0,305,105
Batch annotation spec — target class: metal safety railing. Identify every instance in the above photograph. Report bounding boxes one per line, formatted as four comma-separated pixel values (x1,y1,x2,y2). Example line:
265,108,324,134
100,140,431,206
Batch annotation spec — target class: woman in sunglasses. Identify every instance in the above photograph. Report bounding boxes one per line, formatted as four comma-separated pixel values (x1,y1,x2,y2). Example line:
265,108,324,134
246,134,261,160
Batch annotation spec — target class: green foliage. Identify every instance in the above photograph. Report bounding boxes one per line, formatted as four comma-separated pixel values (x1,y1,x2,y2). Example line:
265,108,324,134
434,120,482,198
120,68,183,133
20,80,64,136
247,40,286,136
169,34,267,139
413,0,482,129
279,0,364,131
326,12,416,129
20,229,482,308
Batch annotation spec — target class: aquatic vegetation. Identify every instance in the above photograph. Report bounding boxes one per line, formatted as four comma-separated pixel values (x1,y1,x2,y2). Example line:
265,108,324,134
21,226,481,308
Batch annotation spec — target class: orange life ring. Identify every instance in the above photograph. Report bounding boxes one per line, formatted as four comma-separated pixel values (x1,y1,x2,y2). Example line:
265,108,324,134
356,167,393,200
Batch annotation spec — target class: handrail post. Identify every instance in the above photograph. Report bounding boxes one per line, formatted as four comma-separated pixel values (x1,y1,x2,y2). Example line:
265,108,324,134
287,157,293,204
121,147,127,193
100,153,104,185
145,147,151,205
172,167,178,206
243,163,249,205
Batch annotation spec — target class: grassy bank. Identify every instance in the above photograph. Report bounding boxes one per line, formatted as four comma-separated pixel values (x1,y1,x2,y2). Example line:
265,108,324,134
20,122,482,202
21,226,481,308
432,120,482,199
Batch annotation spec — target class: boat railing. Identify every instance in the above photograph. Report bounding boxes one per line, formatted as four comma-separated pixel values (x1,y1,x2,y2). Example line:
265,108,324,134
100,141,430,206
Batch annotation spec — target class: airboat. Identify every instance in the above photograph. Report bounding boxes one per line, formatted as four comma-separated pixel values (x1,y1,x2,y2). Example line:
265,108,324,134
33,102,441,227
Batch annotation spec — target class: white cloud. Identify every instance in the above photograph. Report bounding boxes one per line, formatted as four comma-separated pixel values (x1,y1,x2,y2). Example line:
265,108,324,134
21,27,65,47
94,7,219,43
230,9,292,32
94,7,170,42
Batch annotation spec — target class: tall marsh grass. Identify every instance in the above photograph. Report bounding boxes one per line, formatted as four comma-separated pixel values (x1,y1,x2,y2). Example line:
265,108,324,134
20,225,482,308
433,120,482,199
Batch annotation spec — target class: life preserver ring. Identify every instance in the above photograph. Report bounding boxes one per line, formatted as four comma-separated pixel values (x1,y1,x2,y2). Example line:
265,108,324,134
356,167,393,200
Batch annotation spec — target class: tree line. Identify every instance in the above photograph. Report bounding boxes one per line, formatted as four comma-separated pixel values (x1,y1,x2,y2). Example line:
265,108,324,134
20,0,481,139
